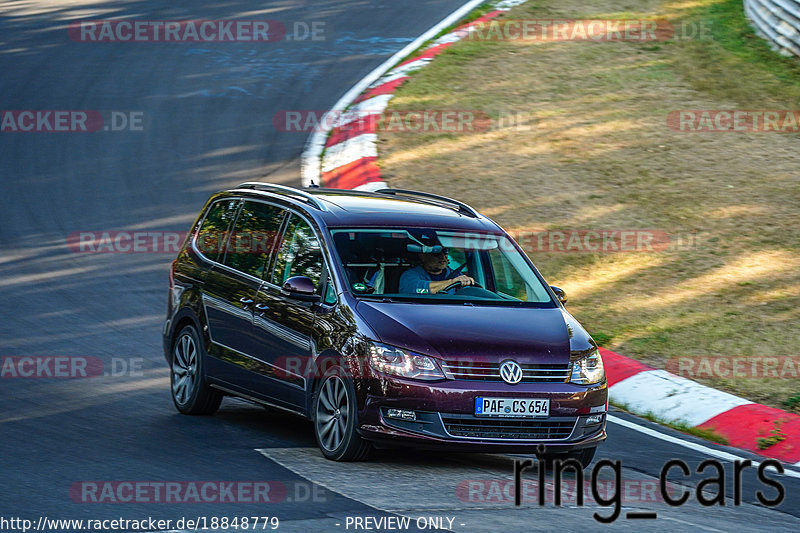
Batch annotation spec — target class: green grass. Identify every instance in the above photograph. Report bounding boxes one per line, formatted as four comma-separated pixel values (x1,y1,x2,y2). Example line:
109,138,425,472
675,0,800,106
590,332,614,347
757,420,788,450
784,395,800,412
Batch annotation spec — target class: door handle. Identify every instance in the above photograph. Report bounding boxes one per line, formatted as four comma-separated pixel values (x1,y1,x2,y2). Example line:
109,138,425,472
255,303,270,311
239,297,254,305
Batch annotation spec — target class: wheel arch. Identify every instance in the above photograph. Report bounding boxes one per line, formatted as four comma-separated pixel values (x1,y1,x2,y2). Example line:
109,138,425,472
168,309,204,363
307,348,348,417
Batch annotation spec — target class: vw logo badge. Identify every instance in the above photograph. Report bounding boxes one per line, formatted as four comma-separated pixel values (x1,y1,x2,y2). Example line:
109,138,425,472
499,360,523,385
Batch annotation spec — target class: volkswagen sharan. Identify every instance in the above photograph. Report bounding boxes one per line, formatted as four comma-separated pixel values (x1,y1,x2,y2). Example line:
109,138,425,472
163,183,607,464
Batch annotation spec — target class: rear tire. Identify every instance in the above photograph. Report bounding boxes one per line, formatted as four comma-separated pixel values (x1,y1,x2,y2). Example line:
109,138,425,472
170,325,222,415
313,366,372,461
538,446,596,470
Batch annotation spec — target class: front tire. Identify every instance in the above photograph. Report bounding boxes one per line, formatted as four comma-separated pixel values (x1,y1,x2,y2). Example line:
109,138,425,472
313,366,372,461
170,325,222,415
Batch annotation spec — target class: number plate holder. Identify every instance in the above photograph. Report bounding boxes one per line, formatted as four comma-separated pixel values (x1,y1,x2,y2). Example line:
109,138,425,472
475,397,549,417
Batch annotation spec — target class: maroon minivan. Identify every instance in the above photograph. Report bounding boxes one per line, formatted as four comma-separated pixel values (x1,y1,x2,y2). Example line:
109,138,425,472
164,183,607,465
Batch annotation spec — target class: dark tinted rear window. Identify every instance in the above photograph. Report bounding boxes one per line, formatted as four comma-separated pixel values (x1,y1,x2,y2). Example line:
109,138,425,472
222,201,286,279
195,198,240,262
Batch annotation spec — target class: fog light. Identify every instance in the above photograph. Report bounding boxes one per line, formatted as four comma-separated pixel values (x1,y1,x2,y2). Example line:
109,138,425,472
386,409,417,421
586,415,603,425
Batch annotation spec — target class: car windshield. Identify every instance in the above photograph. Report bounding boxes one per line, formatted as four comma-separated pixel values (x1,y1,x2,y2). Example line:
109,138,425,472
330,228,556,307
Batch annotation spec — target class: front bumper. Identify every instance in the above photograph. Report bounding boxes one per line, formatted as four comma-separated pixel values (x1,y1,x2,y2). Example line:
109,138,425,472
355,374,608,452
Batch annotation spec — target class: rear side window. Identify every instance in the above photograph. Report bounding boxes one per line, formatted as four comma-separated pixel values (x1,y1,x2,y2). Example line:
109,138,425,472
223,201,286,279
195,198,240,262
270,215,323,288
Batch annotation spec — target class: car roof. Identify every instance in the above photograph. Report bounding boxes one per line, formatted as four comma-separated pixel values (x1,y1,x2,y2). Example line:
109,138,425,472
221,184,504,233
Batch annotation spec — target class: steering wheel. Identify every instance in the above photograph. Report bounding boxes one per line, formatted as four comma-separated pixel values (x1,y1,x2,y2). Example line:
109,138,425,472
441,279,482,292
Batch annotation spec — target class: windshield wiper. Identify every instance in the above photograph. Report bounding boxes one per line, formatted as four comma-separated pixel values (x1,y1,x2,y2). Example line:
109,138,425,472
358,294,396,303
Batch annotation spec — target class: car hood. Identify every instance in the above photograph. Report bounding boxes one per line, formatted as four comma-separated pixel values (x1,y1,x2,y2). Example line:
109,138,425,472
354,301,573,364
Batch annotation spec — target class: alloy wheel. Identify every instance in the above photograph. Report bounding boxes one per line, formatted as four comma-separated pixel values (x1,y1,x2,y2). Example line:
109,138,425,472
172,332,197,405
316,375,349,451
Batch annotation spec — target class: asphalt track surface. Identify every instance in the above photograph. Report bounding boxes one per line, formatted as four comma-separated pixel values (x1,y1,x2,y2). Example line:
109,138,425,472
0,1,799,531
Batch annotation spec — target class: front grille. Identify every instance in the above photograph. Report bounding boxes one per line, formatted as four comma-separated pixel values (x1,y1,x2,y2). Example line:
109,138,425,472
441,416,576,440
440,359,570,383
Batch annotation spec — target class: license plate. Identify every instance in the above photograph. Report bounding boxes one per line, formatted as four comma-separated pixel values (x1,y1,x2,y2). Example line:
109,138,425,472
475,397,549,417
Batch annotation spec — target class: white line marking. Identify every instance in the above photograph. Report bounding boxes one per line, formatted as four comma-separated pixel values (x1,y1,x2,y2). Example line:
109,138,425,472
329,95,394,130
607,415,800,479
301,0,489,185
321,134,378,173
368,59,432,87
609,369,752,427
430,31,466,47
494,0,528,8
367,70,411,88
342,94,395,120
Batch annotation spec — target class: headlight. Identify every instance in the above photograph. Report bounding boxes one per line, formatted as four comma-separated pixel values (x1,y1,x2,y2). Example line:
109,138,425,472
367,342,445,381
570,349,605,385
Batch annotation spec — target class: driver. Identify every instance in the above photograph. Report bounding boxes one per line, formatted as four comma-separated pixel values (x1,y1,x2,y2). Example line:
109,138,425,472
399,247,475,294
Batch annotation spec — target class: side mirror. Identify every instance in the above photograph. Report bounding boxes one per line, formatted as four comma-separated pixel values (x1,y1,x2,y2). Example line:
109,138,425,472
282,276,321,302
550,286,568,305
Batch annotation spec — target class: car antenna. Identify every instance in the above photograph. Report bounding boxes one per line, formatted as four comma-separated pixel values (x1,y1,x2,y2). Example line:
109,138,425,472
308,181,320,188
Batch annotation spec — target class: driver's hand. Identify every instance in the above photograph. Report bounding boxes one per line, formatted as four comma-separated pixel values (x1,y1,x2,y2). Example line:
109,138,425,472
452,275,475,286
428,275,476,293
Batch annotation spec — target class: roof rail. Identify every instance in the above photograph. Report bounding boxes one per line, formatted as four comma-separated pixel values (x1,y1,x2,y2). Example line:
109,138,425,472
234,182,328,211
376,189,480,218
